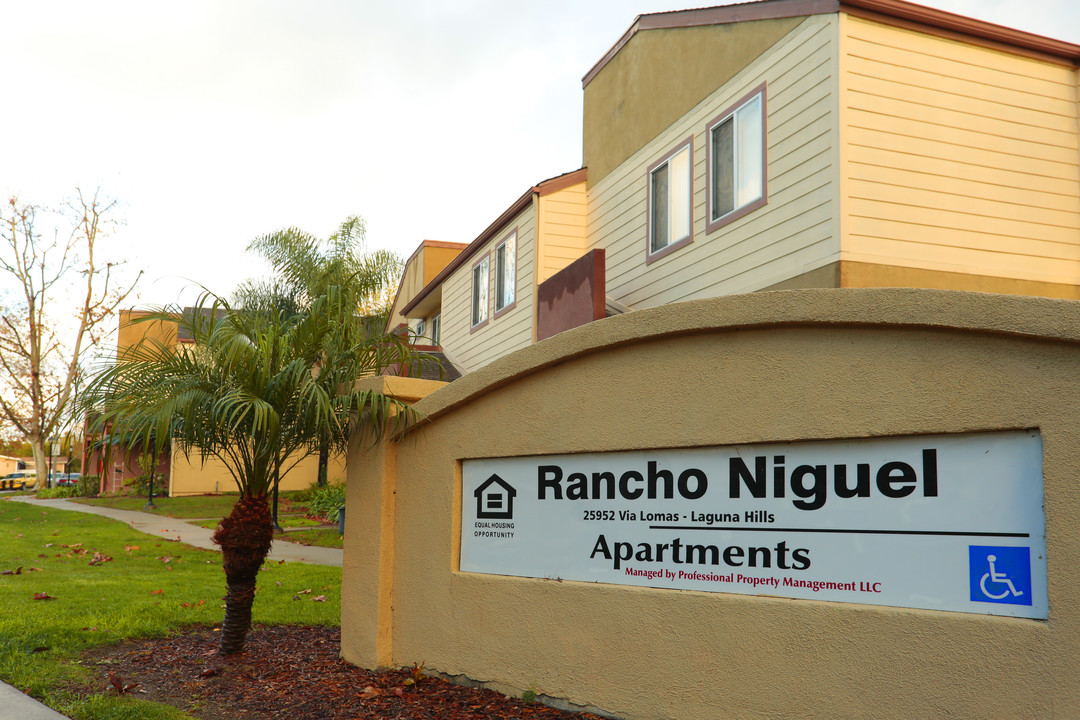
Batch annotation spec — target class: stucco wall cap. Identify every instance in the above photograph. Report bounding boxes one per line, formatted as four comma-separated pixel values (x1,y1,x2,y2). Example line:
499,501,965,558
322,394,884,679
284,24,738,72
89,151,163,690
411,288,1080,424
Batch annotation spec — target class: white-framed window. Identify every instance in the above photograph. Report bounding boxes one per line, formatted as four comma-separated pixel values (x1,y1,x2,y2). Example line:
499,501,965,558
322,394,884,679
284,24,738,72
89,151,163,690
706,84,767,233
430,313,441,345
414,318,426,341
471,255,489,329
494,230,516,315
646,136,693,263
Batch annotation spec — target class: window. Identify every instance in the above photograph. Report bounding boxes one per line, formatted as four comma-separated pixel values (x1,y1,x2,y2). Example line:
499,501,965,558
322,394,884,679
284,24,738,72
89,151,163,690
494,230,516,315
706,85,767,233
414,318,426,341
430,314,441,345
471,255,489,329
646,136,693,263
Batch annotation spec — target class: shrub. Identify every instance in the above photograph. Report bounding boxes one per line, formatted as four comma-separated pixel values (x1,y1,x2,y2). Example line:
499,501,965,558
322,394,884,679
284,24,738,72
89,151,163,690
305,481,346,523
78,475,100,497
125,474,150,495
37,486,80,499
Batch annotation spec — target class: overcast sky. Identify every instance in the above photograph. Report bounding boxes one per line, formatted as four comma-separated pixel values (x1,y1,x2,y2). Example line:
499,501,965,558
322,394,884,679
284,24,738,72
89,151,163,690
3,0,1078,310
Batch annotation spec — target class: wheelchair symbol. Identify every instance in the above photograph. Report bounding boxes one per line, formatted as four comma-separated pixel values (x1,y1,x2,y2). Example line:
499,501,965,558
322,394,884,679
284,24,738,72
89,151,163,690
969,546,1031,606
979,555,1023,600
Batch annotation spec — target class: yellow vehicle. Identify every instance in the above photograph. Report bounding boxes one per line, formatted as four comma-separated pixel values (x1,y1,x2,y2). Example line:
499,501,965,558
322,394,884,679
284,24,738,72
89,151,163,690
0,471,31,491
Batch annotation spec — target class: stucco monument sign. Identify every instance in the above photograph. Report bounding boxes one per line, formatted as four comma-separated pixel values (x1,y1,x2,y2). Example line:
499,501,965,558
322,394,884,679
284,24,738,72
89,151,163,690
462,430,1046,619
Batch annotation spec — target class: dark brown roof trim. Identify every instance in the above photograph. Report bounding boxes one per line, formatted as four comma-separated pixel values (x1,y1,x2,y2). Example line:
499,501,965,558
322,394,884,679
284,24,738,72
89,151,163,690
583,0,1080,87
385,239,471,333
583,0,836,87
841,0,1080,66
401,168,587,316
537,167,588,196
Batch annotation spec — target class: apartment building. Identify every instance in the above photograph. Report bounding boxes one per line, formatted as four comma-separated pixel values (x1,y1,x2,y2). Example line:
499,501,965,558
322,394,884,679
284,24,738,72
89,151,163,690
389,0,1080,375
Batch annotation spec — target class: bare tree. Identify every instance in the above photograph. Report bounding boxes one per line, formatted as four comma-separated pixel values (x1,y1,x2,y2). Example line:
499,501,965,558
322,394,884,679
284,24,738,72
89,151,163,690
0,190,140,490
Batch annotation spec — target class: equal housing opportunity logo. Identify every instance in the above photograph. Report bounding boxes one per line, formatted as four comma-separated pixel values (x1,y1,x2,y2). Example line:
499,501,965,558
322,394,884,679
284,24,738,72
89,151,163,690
474,474,516,519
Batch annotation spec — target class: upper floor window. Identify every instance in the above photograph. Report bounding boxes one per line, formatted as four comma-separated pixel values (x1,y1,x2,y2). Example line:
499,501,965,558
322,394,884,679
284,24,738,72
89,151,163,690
494,230,517,315
646,136,693,264
706,84,767,233
430,313,441,345
471,255,489,329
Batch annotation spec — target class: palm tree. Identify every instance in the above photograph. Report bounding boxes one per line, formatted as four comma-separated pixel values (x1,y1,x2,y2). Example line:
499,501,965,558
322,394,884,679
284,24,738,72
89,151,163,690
82,292,418,654
239,216,407,488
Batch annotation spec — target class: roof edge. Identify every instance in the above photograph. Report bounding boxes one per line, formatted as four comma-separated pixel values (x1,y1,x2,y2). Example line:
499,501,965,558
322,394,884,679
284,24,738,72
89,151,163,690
841,0,1080,62
401,168,587,317
583,0,839,87
583,0,1080,87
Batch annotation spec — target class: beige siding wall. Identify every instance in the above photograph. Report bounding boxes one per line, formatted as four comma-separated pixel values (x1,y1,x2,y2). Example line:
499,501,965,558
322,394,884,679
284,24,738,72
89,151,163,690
839,14,1080,285
440,205,537,372
586,15,840,309
536,182,588,284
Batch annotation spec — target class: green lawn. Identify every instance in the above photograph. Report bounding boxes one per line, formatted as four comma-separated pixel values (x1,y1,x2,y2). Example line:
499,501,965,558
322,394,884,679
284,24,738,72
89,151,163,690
189,518,343,548
282,528,344,549
74,493,309,519
0,498,340,719
192,514,324,530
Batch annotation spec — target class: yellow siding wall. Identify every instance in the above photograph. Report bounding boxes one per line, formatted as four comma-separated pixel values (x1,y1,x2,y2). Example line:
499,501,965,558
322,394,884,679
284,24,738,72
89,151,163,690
169,447,346,497
386,254,426,332
586,15,840,308
440,206,536,372
536,182,588,284
839,14,1080,284
386,242,466,333
117,310,178,352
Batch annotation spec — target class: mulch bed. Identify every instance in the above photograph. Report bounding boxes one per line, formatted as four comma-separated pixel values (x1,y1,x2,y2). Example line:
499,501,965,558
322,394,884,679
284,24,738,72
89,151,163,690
81,625,608,720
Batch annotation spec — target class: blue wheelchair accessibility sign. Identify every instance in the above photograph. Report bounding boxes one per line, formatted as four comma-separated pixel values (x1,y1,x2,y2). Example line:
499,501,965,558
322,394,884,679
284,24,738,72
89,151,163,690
969,546,1031,606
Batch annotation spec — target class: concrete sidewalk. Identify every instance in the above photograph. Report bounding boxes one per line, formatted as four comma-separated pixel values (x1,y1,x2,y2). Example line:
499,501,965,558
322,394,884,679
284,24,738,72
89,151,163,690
0,681,69,720
10,496,343,566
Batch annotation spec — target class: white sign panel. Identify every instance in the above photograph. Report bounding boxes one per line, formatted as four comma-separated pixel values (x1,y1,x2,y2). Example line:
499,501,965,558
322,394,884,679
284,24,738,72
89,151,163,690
461,431,1046,619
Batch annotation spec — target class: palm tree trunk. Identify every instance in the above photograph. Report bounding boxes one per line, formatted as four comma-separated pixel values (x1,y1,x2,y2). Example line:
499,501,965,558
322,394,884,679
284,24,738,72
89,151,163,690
318,438,329,487
212,495,274,655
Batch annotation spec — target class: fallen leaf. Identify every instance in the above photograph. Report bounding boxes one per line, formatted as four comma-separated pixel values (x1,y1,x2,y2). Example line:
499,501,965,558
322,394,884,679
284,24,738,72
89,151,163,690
33,592,55,600
296,588,311,595
359,685,382,699
313,595,327,602
1,567,22,575
198,666,220,678
150,589,164,595
89,552,113,566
